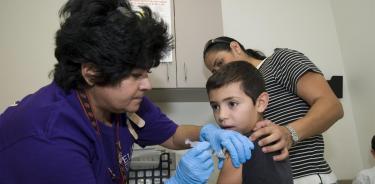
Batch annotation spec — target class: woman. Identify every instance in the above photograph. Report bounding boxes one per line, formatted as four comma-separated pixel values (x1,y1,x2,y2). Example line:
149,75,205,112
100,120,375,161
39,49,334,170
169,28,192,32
203,36,344,184
0,1,253,183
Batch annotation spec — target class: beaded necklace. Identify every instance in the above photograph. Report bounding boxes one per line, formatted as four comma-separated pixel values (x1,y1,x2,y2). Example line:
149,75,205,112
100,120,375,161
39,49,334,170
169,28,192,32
76,90,126,183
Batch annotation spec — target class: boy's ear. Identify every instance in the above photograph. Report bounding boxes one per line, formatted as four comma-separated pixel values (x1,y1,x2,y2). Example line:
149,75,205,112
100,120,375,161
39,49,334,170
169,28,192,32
81,63,97,86
256,92,269,113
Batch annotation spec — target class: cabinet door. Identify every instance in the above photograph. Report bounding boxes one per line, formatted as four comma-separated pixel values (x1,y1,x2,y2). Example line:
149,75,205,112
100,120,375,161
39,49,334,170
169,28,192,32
174,0,223,87
147,0,177,88
149,62,177,88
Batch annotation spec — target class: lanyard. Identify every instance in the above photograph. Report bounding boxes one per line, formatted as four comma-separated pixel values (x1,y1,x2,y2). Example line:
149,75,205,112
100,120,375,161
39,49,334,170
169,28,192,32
76,90,127,184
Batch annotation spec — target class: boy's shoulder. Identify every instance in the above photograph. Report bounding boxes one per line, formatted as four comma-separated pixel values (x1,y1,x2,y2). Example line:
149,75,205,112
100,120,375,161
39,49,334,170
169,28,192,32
242,141,293,184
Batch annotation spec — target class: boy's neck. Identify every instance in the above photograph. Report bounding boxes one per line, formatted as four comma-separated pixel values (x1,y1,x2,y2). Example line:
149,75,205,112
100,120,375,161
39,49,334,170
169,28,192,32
243,117,264,137
243,131,253,137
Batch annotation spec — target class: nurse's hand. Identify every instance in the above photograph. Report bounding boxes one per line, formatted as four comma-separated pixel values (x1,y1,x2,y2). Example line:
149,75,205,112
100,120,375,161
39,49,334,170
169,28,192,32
200,124,254,169
165,141,214,184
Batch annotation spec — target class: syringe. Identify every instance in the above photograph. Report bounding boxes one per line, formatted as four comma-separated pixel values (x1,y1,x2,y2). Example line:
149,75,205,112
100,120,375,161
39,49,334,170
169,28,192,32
185,139,226,159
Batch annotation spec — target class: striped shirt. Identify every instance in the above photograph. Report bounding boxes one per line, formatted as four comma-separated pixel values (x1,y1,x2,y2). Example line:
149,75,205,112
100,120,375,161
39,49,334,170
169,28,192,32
258,48,332,179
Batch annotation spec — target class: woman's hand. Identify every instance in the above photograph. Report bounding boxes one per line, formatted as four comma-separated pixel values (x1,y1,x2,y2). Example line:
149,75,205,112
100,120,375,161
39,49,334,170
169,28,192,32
250,120,290,161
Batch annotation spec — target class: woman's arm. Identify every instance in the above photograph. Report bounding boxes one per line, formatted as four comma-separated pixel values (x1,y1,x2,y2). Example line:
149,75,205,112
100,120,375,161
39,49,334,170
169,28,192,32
161,125,201,150
251,72,343,160
1,135,97,184
291,71,343,140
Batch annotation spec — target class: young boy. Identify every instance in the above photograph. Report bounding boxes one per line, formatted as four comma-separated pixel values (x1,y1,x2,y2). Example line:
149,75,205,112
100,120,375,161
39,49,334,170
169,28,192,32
352,135,375,184
206,60,293,184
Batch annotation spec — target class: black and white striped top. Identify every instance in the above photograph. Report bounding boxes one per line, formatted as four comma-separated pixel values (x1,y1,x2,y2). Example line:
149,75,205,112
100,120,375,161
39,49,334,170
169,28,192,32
258,48,332,179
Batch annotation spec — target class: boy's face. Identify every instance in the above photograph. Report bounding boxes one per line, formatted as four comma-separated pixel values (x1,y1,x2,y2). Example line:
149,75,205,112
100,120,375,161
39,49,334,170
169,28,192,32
208,81,266,135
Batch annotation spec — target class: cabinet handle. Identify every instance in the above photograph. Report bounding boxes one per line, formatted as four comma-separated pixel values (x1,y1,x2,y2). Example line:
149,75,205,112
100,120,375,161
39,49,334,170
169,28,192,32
166,63,170,81
184,62,187,81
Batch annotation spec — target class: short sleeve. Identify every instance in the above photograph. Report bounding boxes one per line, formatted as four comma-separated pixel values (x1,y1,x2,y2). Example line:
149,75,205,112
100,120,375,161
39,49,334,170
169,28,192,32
134,97,178,147
242,142,293,184
352,171,371,184
271,48,322,94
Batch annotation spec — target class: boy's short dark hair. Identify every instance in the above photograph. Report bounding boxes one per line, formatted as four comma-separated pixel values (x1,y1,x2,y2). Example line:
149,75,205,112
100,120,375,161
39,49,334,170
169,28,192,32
53,0,173,91
206,60,266,104
372,135,375,150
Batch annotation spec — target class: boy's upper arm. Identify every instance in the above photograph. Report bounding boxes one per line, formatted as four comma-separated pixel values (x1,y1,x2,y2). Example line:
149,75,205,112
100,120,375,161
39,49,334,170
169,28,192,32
217,153,242,184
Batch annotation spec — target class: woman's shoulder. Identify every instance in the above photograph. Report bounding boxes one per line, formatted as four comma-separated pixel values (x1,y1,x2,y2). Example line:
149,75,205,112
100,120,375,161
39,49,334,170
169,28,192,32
273,48,304,55
269,48,307,61
266,48,312,70
0,83,93,148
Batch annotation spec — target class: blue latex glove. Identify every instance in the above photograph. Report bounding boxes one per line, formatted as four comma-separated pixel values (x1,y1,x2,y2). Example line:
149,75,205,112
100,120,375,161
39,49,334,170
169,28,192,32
165,141,214,184
200,123,254,169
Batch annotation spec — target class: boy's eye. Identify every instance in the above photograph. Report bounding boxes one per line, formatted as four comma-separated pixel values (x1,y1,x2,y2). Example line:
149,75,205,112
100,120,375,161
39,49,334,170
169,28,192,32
228,101,238,108
210,104,219,111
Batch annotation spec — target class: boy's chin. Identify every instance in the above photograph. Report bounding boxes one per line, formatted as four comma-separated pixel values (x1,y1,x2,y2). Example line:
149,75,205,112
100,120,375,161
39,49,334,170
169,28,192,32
222,126,242,133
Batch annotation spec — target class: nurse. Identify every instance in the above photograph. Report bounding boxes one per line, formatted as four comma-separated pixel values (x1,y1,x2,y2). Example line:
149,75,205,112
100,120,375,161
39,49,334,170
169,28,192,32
0,1,253,184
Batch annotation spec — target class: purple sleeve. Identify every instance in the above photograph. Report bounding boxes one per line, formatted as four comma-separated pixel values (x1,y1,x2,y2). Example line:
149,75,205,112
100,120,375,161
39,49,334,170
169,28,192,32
0,135,96,184
0,110,99,183
0,102,103,183
0,84,110,183
134,97,178,147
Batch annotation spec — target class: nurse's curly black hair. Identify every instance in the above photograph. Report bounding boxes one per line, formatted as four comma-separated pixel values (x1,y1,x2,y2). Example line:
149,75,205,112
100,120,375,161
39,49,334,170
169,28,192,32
53,0,173,90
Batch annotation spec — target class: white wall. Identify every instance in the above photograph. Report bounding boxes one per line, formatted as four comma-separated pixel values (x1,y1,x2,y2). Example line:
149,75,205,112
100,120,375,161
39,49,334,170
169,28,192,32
220,0,363,180
330,0,375,170
0,0,66,112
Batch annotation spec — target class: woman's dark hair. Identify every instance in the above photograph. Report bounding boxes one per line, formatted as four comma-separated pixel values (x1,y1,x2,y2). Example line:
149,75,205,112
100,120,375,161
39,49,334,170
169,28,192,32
53,0,173,90
372,135,375,150
203,36,266,61
206,60,266,104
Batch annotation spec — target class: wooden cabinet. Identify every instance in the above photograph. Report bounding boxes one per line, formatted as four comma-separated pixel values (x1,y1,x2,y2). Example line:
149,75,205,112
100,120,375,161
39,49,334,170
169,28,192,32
149,0,223,88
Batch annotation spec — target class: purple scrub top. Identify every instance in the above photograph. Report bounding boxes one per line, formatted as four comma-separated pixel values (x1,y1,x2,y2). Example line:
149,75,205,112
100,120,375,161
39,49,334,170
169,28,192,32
0,82,178,184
